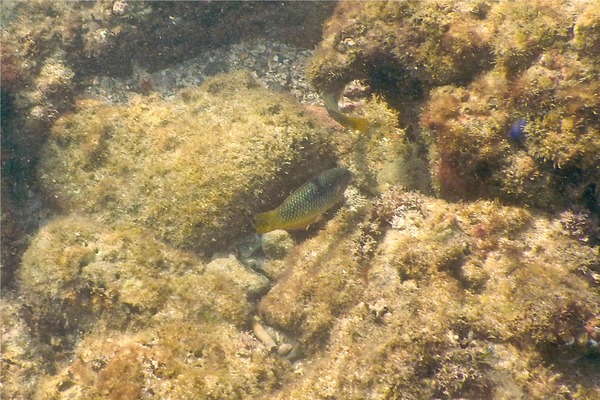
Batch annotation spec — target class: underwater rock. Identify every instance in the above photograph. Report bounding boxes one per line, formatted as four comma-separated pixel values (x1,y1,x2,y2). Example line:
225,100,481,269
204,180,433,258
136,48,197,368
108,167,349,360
17,215,254,347
258,206,366,352
33,322,287,400
15,214,290,398
421,60,600,209
1,1,335,290
236,233,263,260
256,259,288,282
38,71,337,254
205,255,270,300
0,297,44,400
573,4,600,61
261,230,296,259
5,2,600,399
307,0,494,93
307,0,599,213
259,188,600,398
12,170,600,400
17,216,182,339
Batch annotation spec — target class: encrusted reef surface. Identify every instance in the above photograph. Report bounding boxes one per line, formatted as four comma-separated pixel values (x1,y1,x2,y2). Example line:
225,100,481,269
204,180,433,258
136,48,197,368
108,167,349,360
308,0,600,209
1,0,335,286
7,191,600,399
2,1,600,399
37,71,339,253
14,216,284,399
259,190,600,398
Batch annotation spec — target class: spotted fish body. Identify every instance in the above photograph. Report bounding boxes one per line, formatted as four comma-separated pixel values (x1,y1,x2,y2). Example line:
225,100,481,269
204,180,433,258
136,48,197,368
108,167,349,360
255,167,352,234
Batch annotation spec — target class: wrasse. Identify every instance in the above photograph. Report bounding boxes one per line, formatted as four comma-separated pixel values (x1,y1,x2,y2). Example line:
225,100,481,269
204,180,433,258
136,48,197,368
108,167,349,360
323,91,370,132
255,167,352,234
508,118,527,141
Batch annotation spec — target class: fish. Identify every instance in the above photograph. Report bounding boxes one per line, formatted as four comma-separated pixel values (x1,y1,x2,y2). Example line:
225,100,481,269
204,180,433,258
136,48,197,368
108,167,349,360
255,167,352,234
508,118,527,141
323,91,370,132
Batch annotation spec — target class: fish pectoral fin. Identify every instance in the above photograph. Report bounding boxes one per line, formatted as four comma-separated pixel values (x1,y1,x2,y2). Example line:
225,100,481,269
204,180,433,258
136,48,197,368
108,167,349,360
313,213,325,225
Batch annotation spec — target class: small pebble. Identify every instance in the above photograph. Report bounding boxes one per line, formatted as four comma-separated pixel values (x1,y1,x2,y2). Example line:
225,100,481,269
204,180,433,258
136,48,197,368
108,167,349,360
252,317,277,351
82,40,319,106
205,255,269,299
261,230,295,259
236,233,262,259
277,343,293,356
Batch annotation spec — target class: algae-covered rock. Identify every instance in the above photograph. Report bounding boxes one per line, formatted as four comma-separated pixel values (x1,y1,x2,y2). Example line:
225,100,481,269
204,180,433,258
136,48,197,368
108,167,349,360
33,322,287,400
14,187,599,399
259,187,600,398
2,1,333,120
307,0,494,93
307,0,600,213
205,255,270,300
6,2,600,399
261,230,295,259
38,71,336,254
258,206,368,352
338,95,411,193
421,55,600,208
16,214,289,398
17,215,253,349
573,4,600,61
0,297,44,400
1,1,335,287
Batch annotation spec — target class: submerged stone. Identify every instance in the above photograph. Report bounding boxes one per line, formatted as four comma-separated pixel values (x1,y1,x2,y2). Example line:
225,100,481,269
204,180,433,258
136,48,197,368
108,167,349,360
261,230,296,259
38,71,336,254
206,255,270,300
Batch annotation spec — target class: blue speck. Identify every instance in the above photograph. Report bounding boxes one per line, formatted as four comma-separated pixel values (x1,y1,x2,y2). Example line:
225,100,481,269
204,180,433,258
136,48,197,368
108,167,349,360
509,118,527,141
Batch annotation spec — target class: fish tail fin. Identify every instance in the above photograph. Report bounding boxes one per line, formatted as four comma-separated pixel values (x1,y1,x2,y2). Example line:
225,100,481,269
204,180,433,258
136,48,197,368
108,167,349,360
255,209,278,234
350,117,370,132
